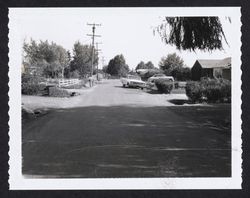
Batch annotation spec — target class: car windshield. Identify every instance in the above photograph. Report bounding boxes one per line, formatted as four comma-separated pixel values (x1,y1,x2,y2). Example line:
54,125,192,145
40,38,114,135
128,76,141,80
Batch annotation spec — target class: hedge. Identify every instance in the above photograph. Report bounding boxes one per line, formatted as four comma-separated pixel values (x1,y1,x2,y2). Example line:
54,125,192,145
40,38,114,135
185,78,231,103
155,79,174,94
48,87,72,97
22,74,46,95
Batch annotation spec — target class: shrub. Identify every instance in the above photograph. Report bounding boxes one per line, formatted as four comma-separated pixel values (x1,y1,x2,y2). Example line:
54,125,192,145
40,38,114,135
185,78,231,103
155,79,174,94
202,79,222,102
219,79,231,102
69,70,80,78
22,73,46,95
185,81,203,102
48,87,71,97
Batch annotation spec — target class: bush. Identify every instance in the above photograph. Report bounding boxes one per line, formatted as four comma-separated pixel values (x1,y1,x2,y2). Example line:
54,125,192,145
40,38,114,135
202,79,222,102
155,79,174,94
185,81,203,102
48,87,71,97
221,80,231,102
185,78,231,103
22,73,46,95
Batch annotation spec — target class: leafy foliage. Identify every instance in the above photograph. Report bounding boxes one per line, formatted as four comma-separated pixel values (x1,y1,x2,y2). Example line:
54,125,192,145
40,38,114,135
185,81,204,102
155,79,174,94
22,73,46,95
136,61,155,70
102,65,108,73
155,17,227,51
136,61,146,70
48,87,72,97
107,54,129,77
23,39,70,78
159,53,191,80
185,79,231,103
70,41,98,77
145,61,155,69
173,67,191,81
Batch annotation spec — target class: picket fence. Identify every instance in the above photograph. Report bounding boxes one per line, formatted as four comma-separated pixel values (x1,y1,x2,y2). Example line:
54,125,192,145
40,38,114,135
58,78,81,88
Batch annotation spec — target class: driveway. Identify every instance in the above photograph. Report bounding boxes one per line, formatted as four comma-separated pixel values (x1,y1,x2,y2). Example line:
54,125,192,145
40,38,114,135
22,79,231,178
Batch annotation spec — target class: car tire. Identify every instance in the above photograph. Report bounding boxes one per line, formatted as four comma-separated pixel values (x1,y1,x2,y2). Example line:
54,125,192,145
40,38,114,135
122,84,125,88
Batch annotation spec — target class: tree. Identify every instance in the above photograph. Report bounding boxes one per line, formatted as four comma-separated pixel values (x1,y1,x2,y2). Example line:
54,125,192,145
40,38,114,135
107,54,129,77
70,41,98,77
155,17,228,51
102,65,108,73
145,61,155,69
136,61,155,70
159,53,184,75
23,39,70,78
174,67,191,81
159,53,191,80
136,61,146,70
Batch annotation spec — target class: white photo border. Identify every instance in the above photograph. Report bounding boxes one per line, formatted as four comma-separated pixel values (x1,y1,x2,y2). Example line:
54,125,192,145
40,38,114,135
8,7,242,190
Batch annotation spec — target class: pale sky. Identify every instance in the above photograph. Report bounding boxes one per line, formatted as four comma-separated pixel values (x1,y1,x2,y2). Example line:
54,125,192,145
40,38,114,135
11,8,233,69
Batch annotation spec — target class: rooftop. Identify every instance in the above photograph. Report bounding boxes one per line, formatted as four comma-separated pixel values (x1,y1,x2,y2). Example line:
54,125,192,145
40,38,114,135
196,57,231,69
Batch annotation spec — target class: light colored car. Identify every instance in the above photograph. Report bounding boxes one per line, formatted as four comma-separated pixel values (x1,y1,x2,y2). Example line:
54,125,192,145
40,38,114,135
121,75,146,88
148,74,174,83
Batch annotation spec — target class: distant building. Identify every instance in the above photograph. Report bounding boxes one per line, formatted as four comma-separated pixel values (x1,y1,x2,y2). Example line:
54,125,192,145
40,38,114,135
191,57,231,81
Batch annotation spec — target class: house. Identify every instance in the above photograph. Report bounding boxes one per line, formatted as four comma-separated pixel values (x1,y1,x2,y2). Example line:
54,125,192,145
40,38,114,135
191,57,231,81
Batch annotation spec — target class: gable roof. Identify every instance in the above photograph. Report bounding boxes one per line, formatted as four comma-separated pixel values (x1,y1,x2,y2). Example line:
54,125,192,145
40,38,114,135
196,57,231,69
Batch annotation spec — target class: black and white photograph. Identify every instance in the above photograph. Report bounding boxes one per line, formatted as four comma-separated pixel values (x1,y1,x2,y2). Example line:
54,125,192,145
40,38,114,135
8,7,242,189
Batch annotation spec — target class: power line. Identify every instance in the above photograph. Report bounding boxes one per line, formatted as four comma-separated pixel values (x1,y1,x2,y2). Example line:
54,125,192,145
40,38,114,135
87,23,101,76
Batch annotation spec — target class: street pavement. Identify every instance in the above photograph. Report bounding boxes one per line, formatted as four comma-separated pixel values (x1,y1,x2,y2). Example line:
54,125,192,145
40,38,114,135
22,80,231,178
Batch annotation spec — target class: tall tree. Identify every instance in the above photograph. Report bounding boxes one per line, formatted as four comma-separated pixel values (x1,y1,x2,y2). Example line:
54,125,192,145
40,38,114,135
136,61,155,70
159,53,184,72
159,53,185,78
70,41,98,77
102,65,108,73
23,39,70,78
155,17,228,51
136,61,146,70
145,61,155,69
107,54,129,77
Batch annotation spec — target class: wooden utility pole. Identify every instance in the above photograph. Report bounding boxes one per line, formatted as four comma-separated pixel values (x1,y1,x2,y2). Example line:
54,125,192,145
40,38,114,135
87,23,101,76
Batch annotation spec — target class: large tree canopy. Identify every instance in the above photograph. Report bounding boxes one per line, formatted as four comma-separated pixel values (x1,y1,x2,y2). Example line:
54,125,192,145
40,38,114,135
70,41,98,77
23,39,70,78
159,53,191,80
159,53,184,72
107,54,129,77
136,61,155,70
155,17,228,51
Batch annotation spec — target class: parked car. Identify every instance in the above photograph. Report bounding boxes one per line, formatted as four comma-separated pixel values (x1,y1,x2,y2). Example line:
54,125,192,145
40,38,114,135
121,75,146,89
148,74,174,83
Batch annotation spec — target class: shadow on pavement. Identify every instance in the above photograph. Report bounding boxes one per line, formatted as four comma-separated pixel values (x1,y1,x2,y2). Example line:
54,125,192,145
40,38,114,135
22,105,231,178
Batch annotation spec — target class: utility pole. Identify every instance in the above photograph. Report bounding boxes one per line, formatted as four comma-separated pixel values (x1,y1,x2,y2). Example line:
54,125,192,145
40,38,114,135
95,42,102,80
87,23,101,77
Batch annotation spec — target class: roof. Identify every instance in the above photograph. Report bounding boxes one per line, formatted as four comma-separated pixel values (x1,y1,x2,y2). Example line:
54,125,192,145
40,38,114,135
196,57,231,69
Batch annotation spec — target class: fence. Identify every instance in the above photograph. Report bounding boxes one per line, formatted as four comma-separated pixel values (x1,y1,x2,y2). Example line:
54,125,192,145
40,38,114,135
58,78,81,88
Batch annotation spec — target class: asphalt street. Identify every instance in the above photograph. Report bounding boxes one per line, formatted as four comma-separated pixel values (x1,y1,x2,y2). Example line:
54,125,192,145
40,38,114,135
22,80,231,178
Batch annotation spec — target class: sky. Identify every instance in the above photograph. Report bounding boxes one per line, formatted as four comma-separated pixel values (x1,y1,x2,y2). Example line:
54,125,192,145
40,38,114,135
11,8,233,69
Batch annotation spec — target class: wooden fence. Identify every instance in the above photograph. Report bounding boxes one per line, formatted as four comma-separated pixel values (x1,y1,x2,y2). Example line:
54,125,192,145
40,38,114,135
58,78,81,88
